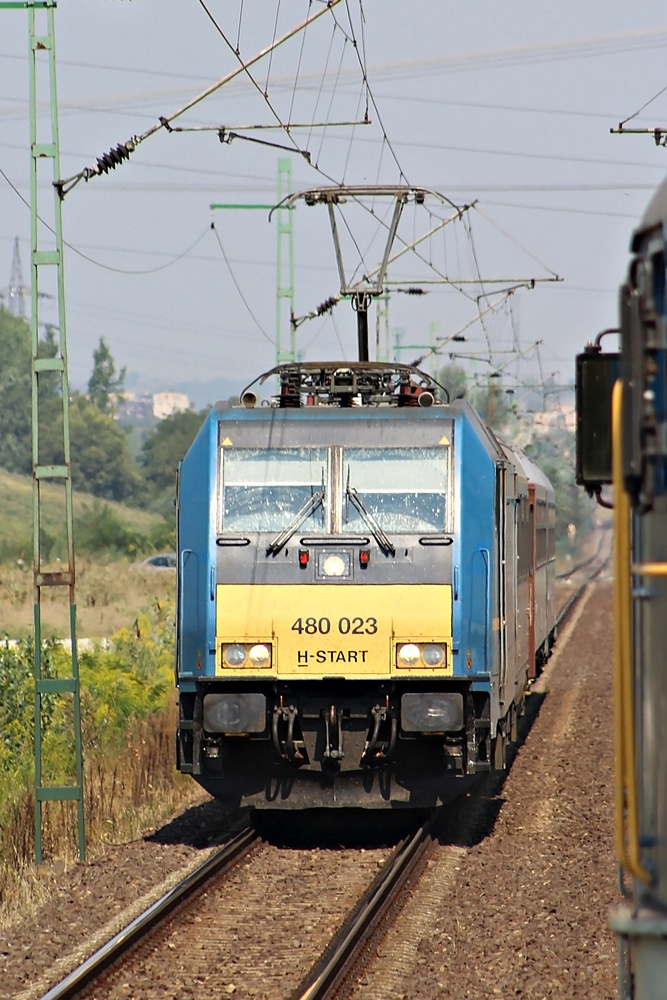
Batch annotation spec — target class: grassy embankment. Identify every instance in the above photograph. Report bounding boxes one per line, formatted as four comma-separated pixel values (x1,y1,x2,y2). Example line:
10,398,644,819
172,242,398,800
0,471,204,929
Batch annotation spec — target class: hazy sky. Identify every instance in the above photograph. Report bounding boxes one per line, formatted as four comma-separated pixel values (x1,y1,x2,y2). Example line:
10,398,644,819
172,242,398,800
2,1,667,405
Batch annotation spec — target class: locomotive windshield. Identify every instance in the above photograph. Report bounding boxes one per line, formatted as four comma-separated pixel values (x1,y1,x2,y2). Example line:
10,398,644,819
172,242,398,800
343,447,448,533
220,444,449,534
222,447,326,532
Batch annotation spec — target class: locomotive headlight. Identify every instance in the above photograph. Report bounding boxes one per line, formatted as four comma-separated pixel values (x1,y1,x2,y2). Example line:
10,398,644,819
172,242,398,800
248,644,271,668
203,692,266,733
422,644,445,667
223,644,247,667
397,643,420,668
322,553,347,577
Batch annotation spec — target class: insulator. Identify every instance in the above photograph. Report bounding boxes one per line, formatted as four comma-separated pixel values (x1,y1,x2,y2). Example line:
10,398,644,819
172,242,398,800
94,141,135,176
316,295,339,316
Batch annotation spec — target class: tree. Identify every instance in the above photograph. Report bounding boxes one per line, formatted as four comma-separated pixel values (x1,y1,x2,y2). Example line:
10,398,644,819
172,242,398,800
525,428,594,552
0,307,59,474
88,337,126,414
469,376,512,431
435,362,468,402
39,394,141,502
139,409,207,514
0,305,31,371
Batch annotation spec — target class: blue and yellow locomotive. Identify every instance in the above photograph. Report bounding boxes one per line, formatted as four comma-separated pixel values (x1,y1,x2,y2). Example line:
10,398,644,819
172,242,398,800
175,360,556,809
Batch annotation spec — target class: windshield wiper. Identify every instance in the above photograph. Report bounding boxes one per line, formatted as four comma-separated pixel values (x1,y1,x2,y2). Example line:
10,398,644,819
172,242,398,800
346,484,395,557
266,490,324,557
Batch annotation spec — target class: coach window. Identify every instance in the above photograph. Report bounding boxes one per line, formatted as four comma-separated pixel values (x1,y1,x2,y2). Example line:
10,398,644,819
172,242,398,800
536,499,548,567
221,447,327,532
547,502,556,561
517,495,531,581
342,446,449,533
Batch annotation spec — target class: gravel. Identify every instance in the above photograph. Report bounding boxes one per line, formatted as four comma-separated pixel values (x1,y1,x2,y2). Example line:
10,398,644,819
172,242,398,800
0,797,243,999
348,580,618,999
0,578,617,1000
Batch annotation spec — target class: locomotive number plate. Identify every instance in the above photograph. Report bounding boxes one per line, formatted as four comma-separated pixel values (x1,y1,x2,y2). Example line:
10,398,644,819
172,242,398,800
216,584,452,677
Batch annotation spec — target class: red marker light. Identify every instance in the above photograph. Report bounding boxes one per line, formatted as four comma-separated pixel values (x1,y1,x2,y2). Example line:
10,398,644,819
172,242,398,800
359,549,370,567
298,549,309,567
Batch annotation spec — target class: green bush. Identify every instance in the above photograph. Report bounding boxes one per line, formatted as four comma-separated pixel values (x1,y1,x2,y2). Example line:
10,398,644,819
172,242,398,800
0,602,179,881
78,602,174,752
0,601,174,788
0,637,60,776
74,502,174,559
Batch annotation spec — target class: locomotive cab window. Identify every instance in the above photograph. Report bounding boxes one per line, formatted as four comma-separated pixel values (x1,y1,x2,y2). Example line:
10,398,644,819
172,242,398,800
343,446,449,533
221,447,327,533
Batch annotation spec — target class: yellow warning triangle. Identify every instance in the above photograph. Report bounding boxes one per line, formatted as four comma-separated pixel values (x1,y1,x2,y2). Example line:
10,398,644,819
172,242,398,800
439,435,450,445
221,437,233,446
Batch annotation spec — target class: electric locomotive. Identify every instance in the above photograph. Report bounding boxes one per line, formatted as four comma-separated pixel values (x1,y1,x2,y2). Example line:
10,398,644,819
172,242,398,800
176,360,556,809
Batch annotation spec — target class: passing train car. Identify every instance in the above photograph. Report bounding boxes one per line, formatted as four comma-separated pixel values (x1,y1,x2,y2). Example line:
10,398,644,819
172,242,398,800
175,361,556,810
578,178,667,999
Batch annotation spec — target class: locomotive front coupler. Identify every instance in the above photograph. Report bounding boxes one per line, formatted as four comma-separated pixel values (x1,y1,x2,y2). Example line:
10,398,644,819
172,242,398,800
323,703,345,766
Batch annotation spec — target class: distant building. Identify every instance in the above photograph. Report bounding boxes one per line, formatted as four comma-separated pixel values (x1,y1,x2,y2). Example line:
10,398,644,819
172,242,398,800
115,391,153,422
116,390,191,422
531,402,576,434
152,391,191,419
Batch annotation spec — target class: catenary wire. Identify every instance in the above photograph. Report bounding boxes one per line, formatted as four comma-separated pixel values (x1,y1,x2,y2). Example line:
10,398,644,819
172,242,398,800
617,82,667,128
195,0,324,168
210,219,275,345
0,164,211,275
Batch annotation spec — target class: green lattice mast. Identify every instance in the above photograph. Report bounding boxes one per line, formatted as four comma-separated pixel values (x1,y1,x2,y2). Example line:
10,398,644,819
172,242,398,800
0,0,86,862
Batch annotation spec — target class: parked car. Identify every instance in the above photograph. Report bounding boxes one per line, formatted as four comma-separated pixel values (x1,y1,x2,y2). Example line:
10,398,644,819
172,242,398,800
134,553,177,570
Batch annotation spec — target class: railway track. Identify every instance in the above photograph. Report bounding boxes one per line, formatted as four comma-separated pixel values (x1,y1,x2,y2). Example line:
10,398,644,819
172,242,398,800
289,563,616,1000
33,562,607,1000
38,825,260,1000
290,815,439,1000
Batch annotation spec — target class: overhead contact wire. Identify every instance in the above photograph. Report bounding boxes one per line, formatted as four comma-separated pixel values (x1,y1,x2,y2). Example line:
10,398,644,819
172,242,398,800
617,81,667,128
473,204,561,279
264,0,283,96
196,0,316,164
287,0,309,122
314,32,349,171
234,0,244,54
210,219,275,346
1,164,211,275
307,18,338,150
339,0,409,184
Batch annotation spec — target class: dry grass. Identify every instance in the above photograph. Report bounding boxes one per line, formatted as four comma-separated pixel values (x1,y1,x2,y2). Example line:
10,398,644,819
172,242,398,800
0,703,202,930
0,558,175,639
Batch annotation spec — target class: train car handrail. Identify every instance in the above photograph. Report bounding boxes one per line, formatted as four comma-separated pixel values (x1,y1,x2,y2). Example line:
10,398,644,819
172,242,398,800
479,547,491,673
631,562,667,575
612,380,651,885
178,549,193,660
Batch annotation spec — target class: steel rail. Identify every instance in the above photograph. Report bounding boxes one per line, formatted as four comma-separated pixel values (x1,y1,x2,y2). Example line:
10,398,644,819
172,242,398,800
38,824,259,1000
556,544,611,629
292,558,609,1000
555,527,608,581
37,555,606,1000
291,816,437,1000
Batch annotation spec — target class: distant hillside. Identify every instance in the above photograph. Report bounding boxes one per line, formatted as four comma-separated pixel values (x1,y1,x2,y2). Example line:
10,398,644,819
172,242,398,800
0,468,168,563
